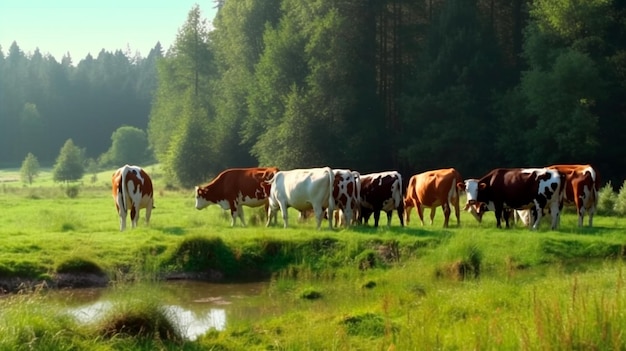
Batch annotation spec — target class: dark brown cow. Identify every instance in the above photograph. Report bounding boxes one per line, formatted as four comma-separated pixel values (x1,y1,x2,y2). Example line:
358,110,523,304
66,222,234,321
358,171,404,227
460,168,564,230
403,168,463,228
195,167,279,227
112,165,154,231
548,164,599,227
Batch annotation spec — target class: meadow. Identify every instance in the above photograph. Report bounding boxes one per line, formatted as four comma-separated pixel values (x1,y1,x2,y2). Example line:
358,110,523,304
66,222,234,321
1,166,625,350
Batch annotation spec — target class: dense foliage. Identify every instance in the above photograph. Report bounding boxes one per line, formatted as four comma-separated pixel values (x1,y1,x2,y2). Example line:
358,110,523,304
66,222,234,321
2,0,626,187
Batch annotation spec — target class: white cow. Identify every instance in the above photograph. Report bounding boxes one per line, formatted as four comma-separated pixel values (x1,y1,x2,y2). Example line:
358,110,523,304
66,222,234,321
267,167,335,229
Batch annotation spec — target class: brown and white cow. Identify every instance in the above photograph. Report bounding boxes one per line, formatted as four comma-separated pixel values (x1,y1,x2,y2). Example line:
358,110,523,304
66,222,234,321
330,169,359,228
358,171,404,227
112,164,154,231
460,168,564,230
266,167,335,229
195,167,279,227
403,168,463,228
548,164,599,227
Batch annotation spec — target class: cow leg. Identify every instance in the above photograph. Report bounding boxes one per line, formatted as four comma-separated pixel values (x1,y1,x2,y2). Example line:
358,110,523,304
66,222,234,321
531,203,542,230
494,206,503,228
453,202,460,226
417,205,425,226
266,203,278,227
385,211,393,228
312,205,326,230
430,206,437,226
373,210,381,227
279,202,289,228
404,202,413,225
549,201,560,230
238,205,247,227
397,204,404,227
442,203,451,228
119,210,127,231
130,206,139,229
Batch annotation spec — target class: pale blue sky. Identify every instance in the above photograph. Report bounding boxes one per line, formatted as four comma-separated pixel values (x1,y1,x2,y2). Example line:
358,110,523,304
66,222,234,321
0,0,217,62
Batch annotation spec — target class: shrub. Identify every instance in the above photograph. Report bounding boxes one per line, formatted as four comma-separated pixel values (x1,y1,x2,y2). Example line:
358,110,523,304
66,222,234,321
97,299,182,341
65,185,80,198
298,286,322,300
614,180,626,216
597,181,617,215
56,257,104,275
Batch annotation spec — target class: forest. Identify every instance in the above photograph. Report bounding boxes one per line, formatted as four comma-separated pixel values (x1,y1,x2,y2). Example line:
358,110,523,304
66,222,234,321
1,0,625,188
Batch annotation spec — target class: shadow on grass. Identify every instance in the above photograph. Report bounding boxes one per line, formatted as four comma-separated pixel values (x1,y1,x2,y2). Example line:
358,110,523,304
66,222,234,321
158,226,187,235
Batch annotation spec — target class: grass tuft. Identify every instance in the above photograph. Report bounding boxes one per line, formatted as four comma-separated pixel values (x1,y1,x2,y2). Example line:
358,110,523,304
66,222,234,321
298,286,322,300
56,257,105,275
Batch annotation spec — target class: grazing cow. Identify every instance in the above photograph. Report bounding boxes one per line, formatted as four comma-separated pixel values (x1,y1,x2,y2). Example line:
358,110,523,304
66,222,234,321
460,168,564,230
403,168,463,228
330,169,358,228
467,202,526,227
358,171,404,227
548,164,599,227
195,167,279,227
267,167,335,229
112,165,154,231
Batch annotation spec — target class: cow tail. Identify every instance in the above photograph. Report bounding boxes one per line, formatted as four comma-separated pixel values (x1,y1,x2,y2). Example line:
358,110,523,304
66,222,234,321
120,165,129,213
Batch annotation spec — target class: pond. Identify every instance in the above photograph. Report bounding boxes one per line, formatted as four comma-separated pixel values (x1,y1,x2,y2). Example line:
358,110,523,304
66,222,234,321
44,280,270,341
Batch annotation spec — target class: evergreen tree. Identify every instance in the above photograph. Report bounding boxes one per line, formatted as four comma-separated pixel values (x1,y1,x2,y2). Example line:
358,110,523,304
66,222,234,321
401,0,504,175
164,92,214,188
52,139,85,183
149,5,214,164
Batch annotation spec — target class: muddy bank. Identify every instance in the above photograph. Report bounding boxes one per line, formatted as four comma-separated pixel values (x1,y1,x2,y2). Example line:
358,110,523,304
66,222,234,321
0,270,231,294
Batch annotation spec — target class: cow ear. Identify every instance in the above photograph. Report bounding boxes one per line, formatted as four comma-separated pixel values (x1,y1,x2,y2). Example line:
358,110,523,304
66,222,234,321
478,182,487,190
456,182,466,191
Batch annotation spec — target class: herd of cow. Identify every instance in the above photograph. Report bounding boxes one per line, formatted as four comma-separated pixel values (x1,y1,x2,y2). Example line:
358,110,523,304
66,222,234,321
111,164,600,232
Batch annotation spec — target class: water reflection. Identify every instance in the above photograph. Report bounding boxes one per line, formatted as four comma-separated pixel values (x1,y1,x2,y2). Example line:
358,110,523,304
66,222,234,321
53,281,268,341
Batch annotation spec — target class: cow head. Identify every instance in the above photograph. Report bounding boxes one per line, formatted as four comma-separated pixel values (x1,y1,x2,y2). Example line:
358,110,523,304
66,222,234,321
463,179,486,210
195,186,210,210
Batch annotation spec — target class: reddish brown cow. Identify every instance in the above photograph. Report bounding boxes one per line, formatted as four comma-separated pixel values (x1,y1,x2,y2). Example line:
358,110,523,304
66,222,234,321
548,164,599,227
403,168,463,228
358,171,404,227
112,165,154,231
195,167,279,227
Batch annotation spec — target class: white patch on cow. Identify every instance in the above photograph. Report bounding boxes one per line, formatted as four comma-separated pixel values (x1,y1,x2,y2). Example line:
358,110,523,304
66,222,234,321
522,168,562,230
583,166,596,182
216,199,230,211
464,179,480,204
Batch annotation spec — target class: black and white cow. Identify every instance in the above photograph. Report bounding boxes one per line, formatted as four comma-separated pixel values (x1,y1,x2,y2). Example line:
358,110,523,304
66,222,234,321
460,168,564,230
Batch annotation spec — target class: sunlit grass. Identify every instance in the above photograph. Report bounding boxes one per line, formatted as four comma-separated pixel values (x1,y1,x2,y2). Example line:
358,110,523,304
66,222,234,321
1,165,626,349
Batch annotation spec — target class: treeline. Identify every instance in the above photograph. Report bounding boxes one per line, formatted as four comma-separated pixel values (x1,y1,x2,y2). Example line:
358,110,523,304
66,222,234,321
150,0,626,187
2,0,626,189
0,42,162,166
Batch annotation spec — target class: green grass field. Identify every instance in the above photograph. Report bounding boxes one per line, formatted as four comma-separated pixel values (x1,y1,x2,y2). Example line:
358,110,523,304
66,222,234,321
1,166,625,350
